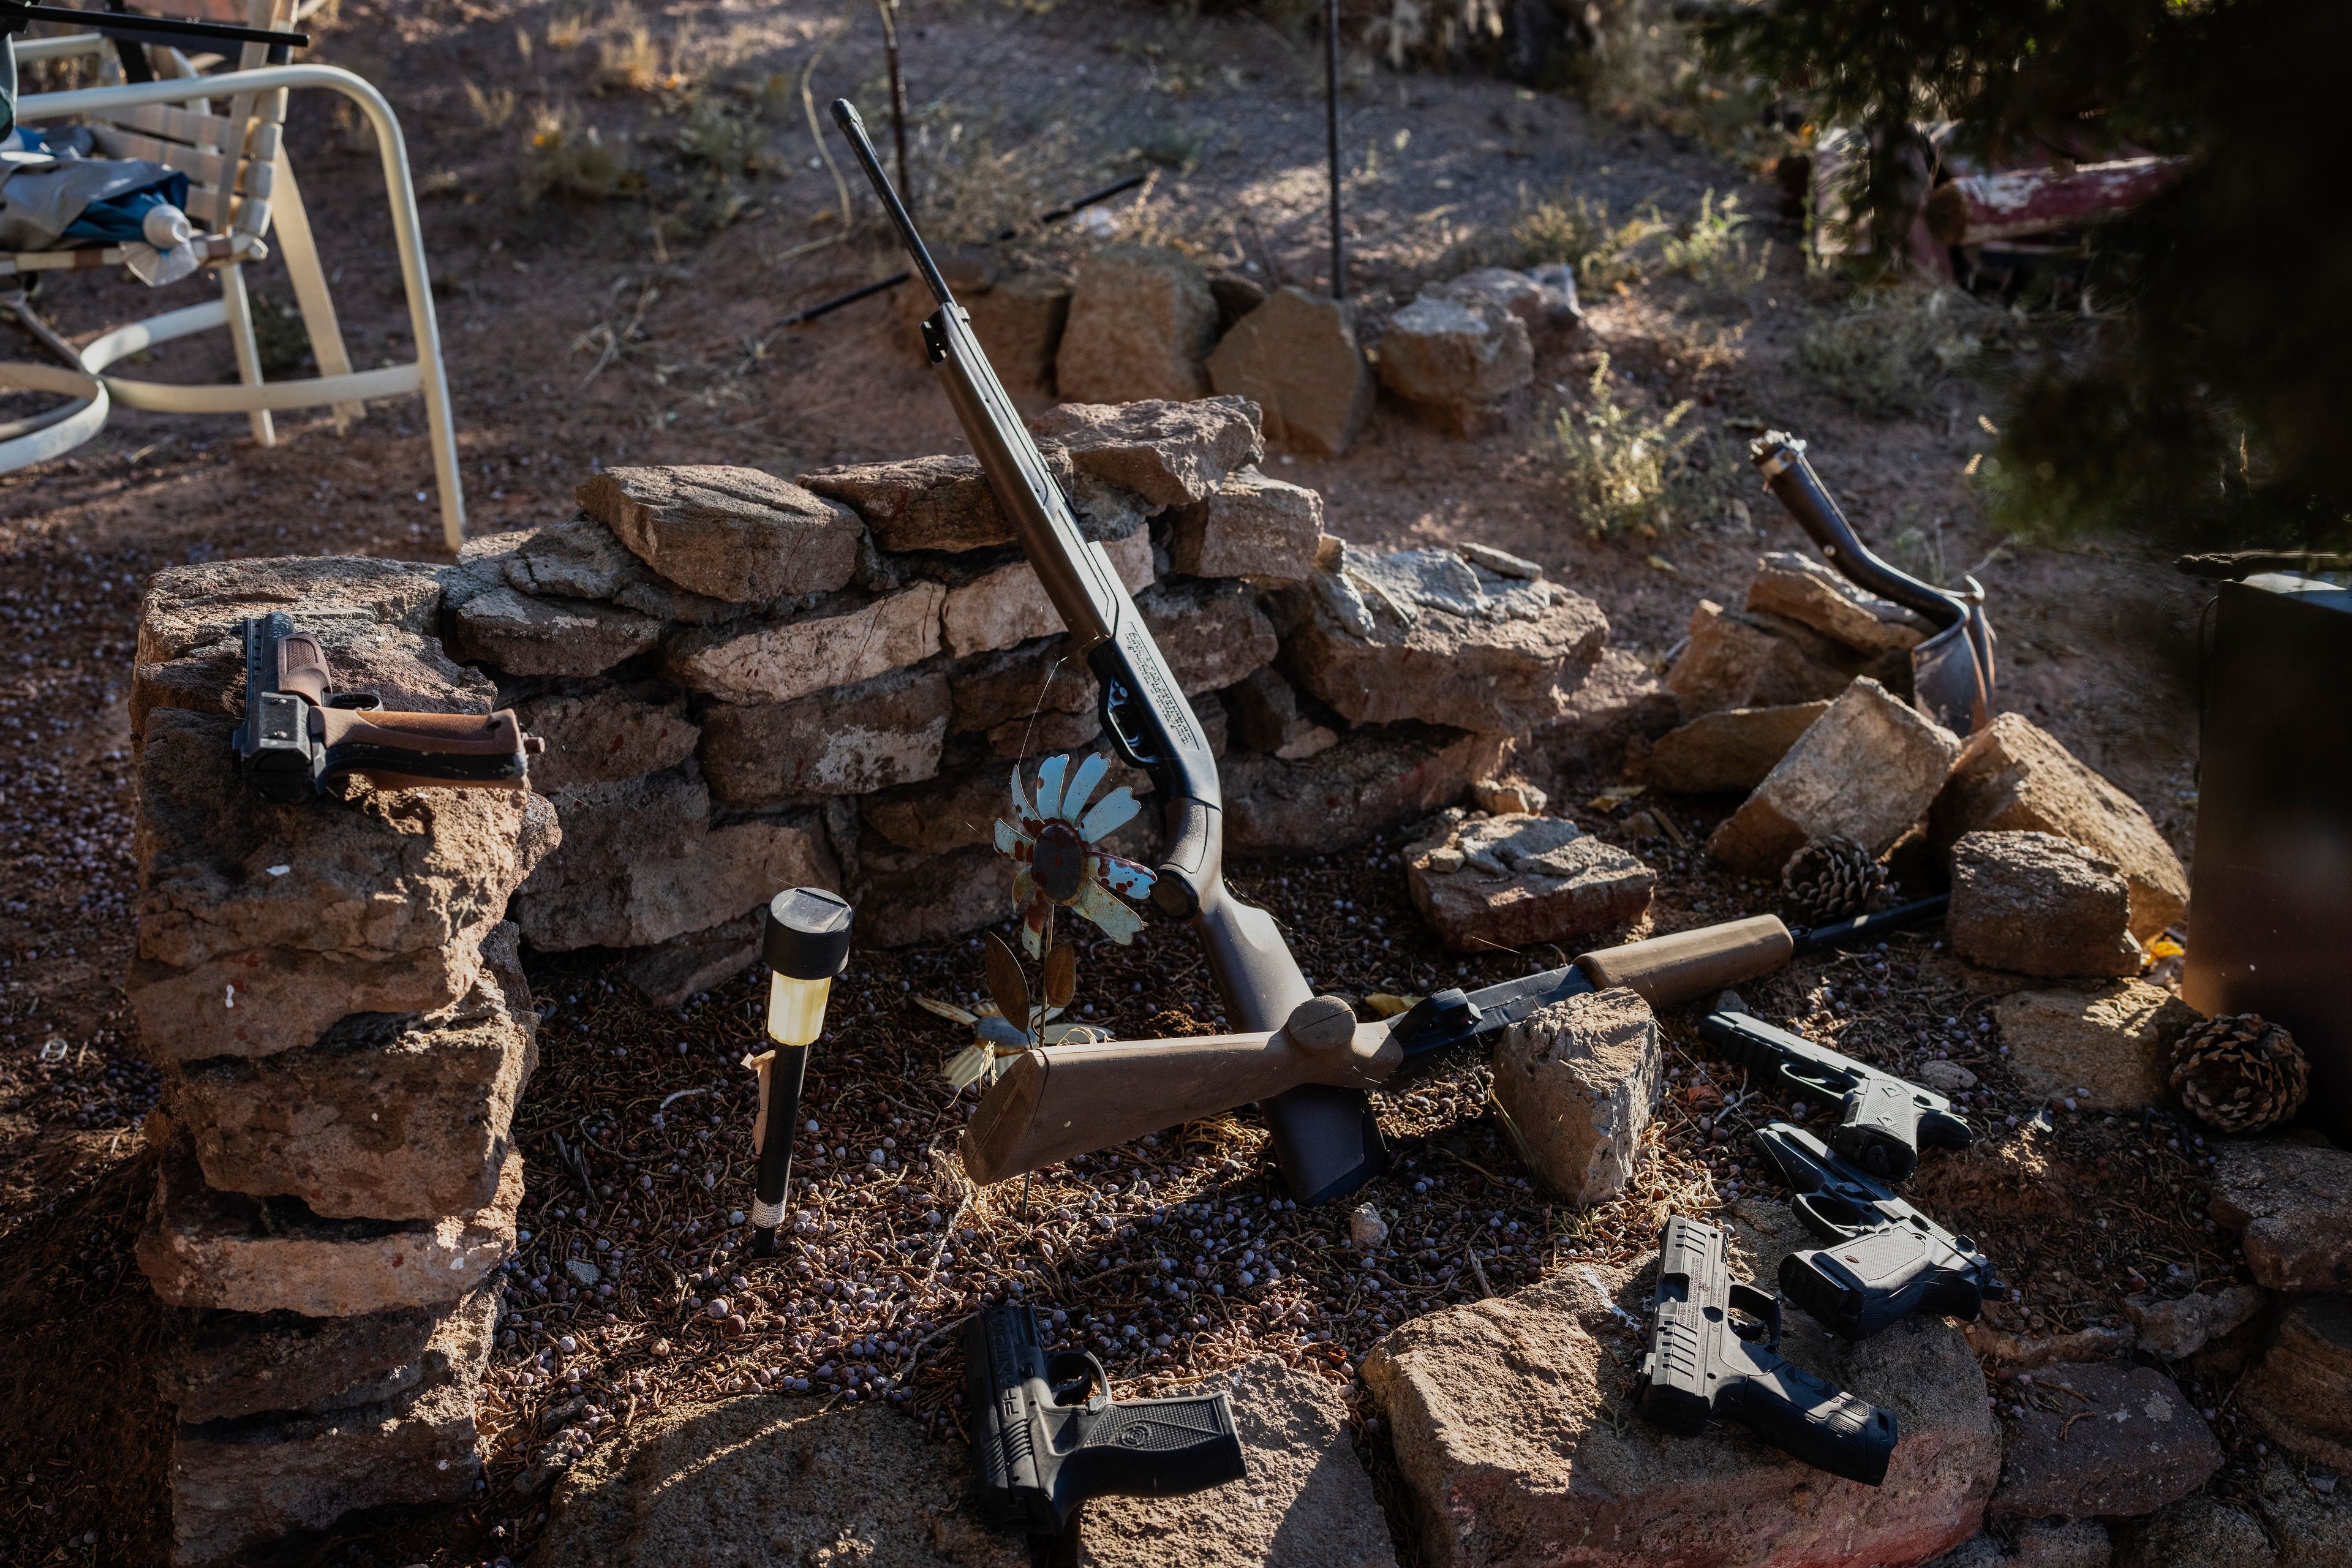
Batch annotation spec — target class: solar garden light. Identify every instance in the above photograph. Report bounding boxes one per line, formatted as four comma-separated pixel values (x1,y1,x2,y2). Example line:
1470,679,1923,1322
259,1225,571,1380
744,887,853,1259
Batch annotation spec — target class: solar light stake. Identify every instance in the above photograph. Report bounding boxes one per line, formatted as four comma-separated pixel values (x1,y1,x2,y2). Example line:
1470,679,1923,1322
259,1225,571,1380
746,888,853,1258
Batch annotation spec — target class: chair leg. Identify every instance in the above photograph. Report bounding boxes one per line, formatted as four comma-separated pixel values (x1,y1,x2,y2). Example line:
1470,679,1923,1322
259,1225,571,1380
216,262,276,447
270,159,363,429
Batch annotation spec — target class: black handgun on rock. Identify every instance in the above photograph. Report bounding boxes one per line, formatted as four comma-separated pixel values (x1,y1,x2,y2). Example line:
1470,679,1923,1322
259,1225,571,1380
1638,1215,1897,1485
1700,1011,1970,1182
234,612,537,803
963,1304,1245,1538
1751,1122,1999,1339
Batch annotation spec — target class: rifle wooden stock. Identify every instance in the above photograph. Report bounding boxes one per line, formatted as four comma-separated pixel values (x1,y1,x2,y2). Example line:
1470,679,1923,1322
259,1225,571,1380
962,997,1396,1184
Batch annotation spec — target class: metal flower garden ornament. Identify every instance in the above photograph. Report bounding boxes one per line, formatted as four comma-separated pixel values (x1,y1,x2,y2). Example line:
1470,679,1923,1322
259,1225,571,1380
995,753,1155,957
925,754,1155,1094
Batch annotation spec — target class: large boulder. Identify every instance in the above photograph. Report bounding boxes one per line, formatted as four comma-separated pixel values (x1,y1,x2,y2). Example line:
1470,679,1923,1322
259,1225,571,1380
576,464,863,603
1433,267,1583,356
663,581,946,704
156,1283,497,1426
1642,702,1830,794
2115,1498,2274,1568
1223,666,1339,760
1362,1201,1998,1568
512,766,836,952
170,924,535,1221
1166,469,1324,582
1375,292,1532,434
1055,246,1221,404
1665,599,1868,717
1028,396,1264,507
1988,1361,2221,1522
2234,1296,2352,1471
1990,981,2201,1110
1287,543,1608,732
1490,987,1660,1205
970,268,1072,393
536,1393,1023,1568
1708,678,1961,876
2208,1140,2352,1292
697,666,952,806
1931,714,2189,941
137,1123,520,1317
129,710,550,1063
1744,551,1930,657
1224,725,1509,854
1205,285,1378,457
1079,1356,1399,1567
1404,812,1655,953
861,764,1016,856
1949,830,2143,978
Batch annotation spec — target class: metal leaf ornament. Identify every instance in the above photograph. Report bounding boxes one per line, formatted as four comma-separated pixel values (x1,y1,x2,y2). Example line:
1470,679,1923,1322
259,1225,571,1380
995,753,1155,957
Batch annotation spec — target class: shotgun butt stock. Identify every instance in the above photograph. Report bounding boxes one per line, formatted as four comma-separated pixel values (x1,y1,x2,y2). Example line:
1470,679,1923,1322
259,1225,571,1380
960,997,1396,1185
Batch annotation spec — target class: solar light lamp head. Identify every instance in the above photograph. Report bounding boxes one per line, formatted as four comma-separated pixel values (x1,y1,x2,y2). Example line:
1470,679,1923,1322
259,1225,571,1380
761,888,853,1047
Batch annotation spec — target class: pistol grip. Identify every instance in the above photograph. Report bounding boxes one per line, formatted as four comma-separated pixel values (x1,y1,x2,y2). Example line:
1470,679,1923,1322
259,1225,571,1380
1724,1362,1897,1487
1057,1392,1245,1517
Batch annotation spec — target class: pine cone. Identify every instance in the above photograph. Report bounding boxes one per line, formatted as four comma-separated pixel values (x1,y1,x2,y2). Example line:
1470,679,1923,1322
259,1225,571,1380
2171,1013,2309,1134
1780,836,1893,925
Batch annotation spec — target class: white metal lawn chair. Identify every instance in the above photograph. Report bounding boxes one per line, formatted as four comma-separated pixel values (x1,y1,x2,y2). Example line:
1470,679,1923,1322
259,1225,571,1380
0,0,466,545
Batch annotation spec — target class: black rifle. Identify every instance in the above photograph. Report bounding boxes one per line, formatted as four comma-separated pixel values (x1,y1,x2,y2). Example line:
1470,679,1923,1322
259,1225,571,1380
963,1303,1245,1539
1698,1010,1970,1182
1751,1122,1999,1340
235,612,536,802
830,97,1389,1202
1,1,307,48
1637,1214,1897,1485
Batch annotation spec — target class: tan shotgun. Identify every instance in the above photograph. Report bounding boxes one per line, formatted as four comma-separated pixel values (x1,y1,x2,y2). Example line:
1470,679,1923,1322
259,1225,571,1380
965,912,1868,1183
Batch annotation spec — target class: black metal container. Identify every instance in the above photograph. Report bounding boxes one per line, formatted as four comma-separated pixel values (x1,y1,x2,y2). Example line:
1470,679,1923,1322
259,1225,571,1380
2184,573,2352,1143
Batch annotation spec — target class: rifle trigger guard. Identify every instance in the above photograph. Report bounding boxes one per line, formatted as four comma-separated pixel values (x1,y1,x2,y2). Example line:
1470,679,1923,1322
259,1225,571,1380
323,690,385,710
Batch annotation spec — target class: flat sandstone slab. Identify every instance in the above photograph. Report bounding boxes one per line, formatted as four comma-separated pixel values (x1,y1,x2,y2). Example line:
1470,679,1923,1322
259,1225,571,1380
138,1127,521,1317
1363,1200,1998,1568
1079,1355,1398,1568
1708,677,1961,876
1405,813,1655,952
577,464,862,603
2208,1140,2352,1293
1989,1361,2220,1522
537,1393,1025,1568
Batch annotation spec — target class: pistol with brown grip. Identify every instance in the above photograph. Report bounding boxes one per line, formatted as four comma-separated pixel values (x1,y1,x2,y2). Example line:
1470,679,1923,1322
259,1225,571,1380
233,612,539,802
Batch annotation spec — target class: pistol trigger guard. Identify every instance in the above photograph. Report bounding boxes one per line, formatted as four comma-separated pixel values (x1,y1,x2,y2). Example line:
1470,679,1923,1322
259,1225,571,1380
1727,1282,1782,1349
1793,1191,1867,1242
1045,1351,1110,1410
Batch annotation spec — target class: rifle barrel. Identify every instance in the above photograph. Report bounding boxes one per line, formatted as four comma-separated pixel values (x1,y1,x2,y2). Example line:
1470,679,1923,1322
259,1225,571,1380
10,2,308,47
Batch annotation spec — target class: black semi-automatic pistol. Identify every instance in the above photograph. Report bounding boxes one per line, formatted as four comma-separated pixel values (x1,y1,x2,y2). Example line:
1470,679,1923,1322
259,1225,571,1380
234,611,537,803
1751,1122,1999,1340
963,1303,1245,1539
1700,1011,1971,1182
1637,1214,1898,1485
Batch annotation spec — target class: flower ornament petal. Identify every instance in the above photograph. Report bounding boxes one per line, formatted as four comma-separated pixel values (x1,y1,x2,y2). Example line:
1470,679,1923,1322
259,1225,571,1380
1022,895,1052,957
913,997,980,1026
1074,879,1145,944
1078,786,1140,843
944,1042,995,1091
976,1016,1032,1049
1061,754,1109,824
1009,764,1035,826
1091,851,1156,900
1034,754,1068,820
993,818,1030,856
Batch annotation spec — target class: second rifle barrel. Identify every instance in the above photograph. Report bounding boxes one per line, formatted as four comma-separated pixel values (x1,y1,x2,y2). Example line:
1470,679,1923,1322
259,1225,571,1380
15,2,308,46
